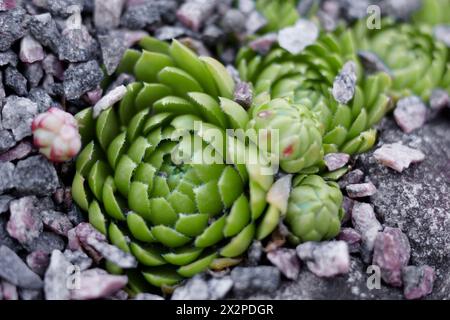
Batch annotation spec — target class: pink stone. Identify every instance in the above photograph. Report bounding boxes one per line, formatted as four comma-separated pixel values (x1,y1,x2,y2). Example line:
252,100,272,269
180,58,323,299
337,228,361,253
26,251,50,276
394,96,427,133
267,248,300,280
249,33,278,55
402,265,435,300
19,35,45,64
324,153,350,171
1,281,18,300
70,268,128,300
6,196,43,245
41,210,73,236
93,85,127,118
372,227,411,287
373,142,425,173
346,182,377,198
0,140,33,162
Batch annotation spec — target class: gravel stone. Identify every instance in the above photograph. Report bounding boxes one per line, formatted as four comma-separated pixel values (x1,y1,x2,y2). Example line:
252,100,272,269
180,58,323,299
41,210,73,236
46,0,84,17
64,60,104,100
0,245,43,289
373,142,425,173
296,241,350,277
171,275,209,300
155,26,187,41
434,25,450,47
220,8,246,34
1,280,18,300
429,89,449,112
324,153,350,171
98,32,127,76
94,0,125,29
0,161,15,194
394,96,427,133
42,54,64,81
2,96,38,141
0,49,18,67
338,169,364,189
0,216,21,252
246,240,263,266
59,25,97,63
0,141,33,162
0,0,17,11
402,265,435,300
372,227,411,287
0,195,13,214
86,236,137,268
29,13,61,53
231,266,281,297
44,249,72,300
245,11,267,35
0,7,27,51
0,130,16,154
20,35,45,64
336,228,361,253
28,88,53,113
63,249,92,271
19,288,43,300
267,248,300,280
134,293,165,300
358,51,391,75
121,1,161,29
14,156,59,196
333,61,357,104
24,62,44,88
24,231,65,254
4,66,28,96
249,33,277,55
26,250,50,276
70,268,128,300
278,19,319,55
346,182,377,198
234,81,253,108
7,196,43,245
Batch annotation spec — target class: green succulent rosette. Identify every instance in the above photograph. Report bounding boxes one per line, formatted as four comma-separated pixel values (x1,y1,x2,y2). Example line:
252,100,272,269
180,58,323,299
350,18,449,100
413,0,450,25
255,0,300,33
71,37,279,289
237,30,392,155
286,174,344,243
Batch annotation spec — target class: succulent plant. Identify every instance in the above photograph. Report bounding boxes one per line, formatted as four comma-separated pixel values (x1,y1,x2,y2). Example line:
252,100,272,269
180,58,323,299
412,0,450,25
237,30,392,155
349,18,449,101
286,174,344,243
255,0,300,34
32,107,82,162
71,37,280,289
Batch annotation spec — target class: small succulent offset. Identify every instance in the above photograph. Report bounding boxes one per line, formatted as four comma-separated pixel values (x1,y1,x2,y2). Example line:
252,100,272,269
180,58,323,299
72,38,282,289
32,107,82,162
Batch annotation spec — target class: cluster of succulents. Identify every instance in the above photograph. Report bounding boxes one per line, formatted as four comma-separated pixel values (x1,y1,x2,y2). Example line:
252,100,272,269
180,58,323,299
61,0,449,293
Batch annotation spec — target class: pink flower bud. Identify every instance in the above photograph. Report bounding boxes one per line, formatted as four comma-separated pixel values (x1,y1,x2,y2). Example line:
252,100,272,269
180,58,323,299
32,107,81,162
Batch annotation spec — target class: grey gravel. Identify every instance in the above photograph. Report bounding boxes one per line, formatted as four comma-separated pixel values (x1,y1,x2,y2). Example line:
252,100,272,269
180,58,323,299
6,196,43,245
4,66,28,96
14,156,59,196
63,249,92,271
0,195,13,214
0,161,15,194
94,0,125,30
1,96,38,141
41,210,73,237
19,35,45,64
0,130,16,154
0,245,43,289
434,25,450,47
346,182,377,198
0,7,27,51
394,96,427,133
64,60,104,100
278,19,319,55
0,49,18,67
231,266,281,296
338,169,364,189
24,62,44,88
24,231,65,254
44,249,72,300
29,13,61,53
333,61,357,104
98,32,127,76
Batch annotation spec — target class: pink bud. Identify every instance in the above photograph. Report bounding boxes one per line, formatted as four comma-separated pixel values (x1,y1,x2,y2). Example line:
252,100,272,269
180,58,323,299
32,107,81,162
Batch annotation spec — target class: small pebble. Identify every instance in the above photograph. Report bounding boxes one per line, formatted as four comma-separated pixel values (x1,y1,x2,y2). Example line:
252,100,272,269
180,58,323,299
429,89,449,112
0,130,16,154
0,195,13,214
0,161,15,194
402,265,435,300
64,60,104,100
337,228,361,253
4,66,28,96
332,61,357,104
6,196,43,245
63,249,92,271
267,248,300,280
358,51,391,75
231,266,281,296
86,236,138,269
346,182,377,198
176,0,217,32
296,241,350,277
278,19,319,55
249,33,278,55
372,227,411,287
0,7,27,51
41,210,73,236
338,169,364,189
24,231,65,254
42,54,64,81
93,85,127,118
2,96,38,141
373,142,425,173
434,25,450,47
0,49,17,67
394,96,427,133
234,81,253,109
134,293,165,300
94,0,125,29
1,281,18,300
0,0,16,11
121,1,161,29
245,11,267,35
20,35,45,64
29,13,61,53
26,251,50,276
70,268,128,300
98,32,128,75
44,249,72,300
324,153,350,171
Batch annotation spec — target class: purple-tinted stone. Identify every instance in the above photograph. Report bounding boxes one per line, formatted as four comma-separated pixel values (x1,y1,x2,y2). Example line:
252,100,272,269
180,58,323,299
278,19,319,55
296,241,350,277
121,1,161,29
0,195,13,214
0,49,18,67
73,223,105,263
373,142,425,173
0,72,4,101
42,54,64,81
202,24,224,45
429,89,449,112
332,61,357,104
134,293,165,300
122,30,149,47
324,153,350,171
26,251,50,276
249,33,277,55
0,216,21,252
94,0,125,29
394,96,427,133
1,96,38,141
14,156,59,196
63,249,92,271
337,228,361,253
20,36,45,64
346,182,377,198
98,32,127,76
176,0,217,32
338,169,364,189
0,7,27,51
0,245,43,289
234,81,253,108
351,201,382,263
70,268,128,300
231,266,280,296
341,196,354,224
19,288,43,300
4,66,28,96
29,13,61,53
238,0,255,13
267,248,300,280
179,37,211,57
0,161,15,194
0,130,16,154
0,0,16,11
24,62,43,88
84,87,103,105
86,236,137,269
67,228,81,251
106,73,135,93
93,85,127,118
64,60,104,100
220,8,246,34
24,231,65,254
1,281,18,300
108,289,129,300
402,265,435,300
0,141,34,163
41,210,73,237
155,26,187,41
372,227,411,287
358,51,391,75
245,11,267,35
44,250,72,300
7,196,43,245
